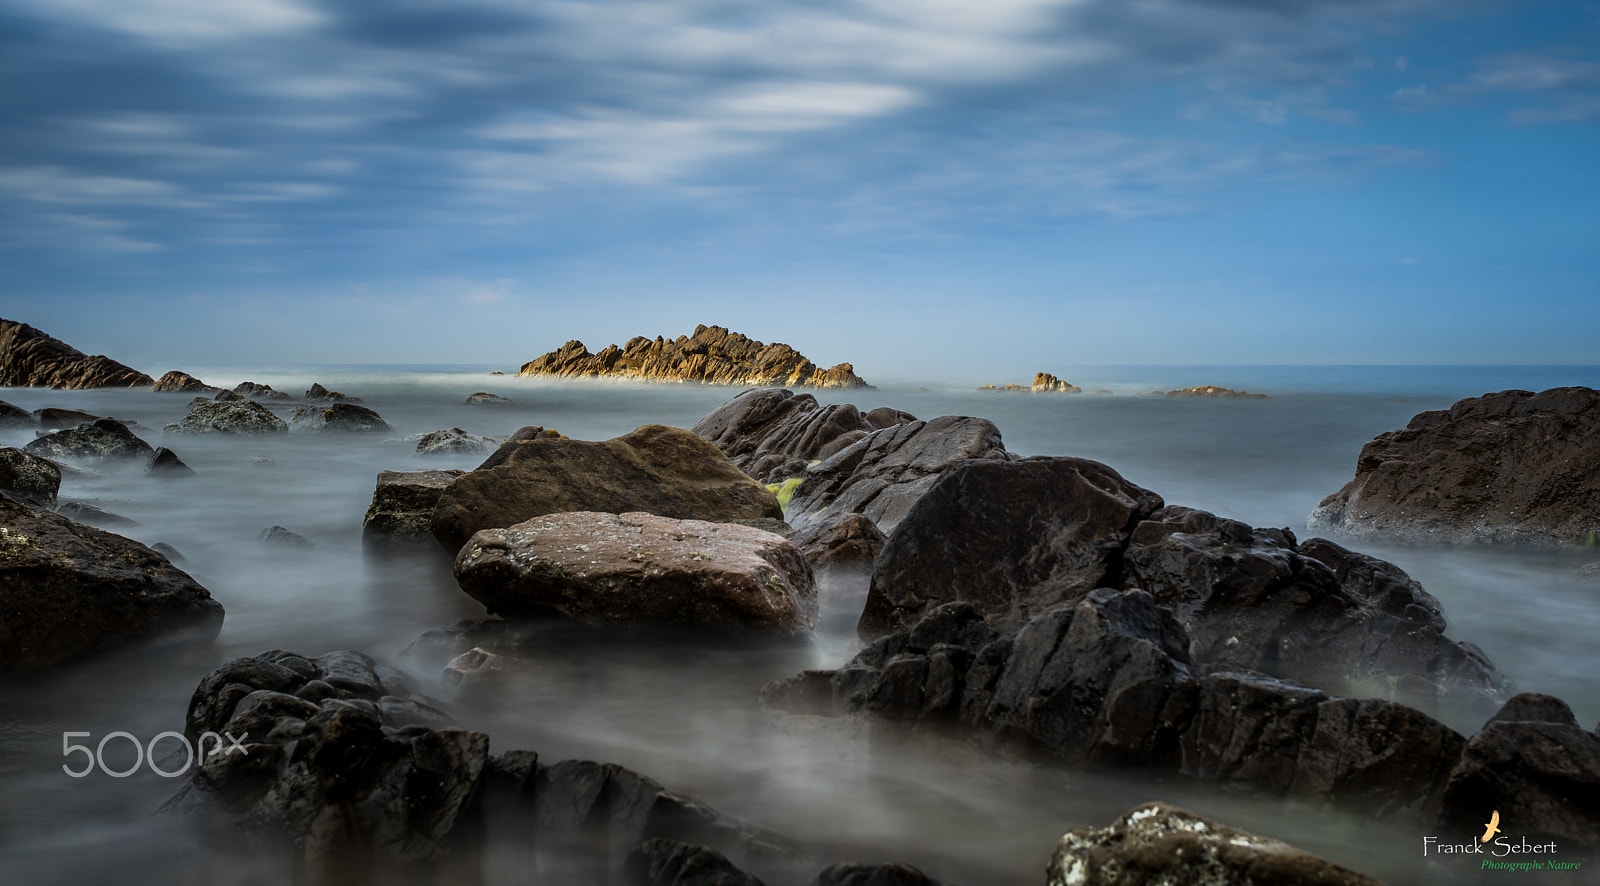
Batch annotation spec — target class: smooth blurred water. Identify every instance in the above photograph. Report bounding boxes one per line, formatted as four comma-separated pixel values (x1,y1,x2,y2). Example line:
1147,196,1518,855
1,364,1597,885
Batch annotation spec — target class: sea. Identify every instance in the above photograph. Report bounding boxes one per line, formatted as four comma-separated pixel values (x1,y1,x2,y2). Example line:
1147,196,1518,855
1,363,1596,885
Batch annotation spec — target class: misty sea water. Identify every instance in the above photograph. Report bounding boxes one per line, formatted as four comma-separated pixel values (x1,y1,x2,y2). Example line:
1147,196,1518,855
1,362,1597,885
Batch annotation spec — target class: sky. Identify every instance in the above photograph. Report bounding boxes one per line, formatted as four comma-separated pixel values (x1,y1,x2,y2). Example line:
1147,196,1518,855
0,0,1596,376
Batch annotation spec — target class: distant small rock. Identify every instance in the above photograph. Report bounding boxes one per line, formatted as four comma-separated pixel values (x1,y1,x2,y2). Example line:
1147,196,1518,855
289,402,392,434
164,398,288,436
1166,385,1267,399
303,382,353,402
975,383,1029,392
416,427,495,456
213,389,242,401
150,541,186,564
151,371,220,394
464,391,513,406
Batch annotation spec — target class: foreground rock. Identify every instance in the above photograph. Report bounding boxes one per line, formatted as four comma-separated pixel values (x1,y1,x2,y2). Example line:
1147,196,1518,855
152,370,220,394
519,324,872,389
1166,385,1267,399
163,398,288,435
23,418,155,462
0,446,62,507
1310,387,1600,546
691,388,913,484
0,494,224,675
432,424,783,552
0,318,154,388
1048,802,1383,886
362,469,464,545
169,650,785,878
415,427,495,456
455,511,816,637
289,402,391,433
861,457,1506,704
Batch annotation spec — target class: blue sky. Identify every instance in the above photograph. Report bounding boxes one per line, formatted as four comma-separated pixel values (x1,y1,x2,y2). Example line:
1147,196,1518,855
0,0,1595,376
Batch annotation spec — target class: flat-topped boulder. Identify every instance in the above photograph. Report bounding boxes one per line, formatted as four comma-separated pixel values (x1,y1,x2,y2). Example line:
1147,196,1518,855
0,318,153,388
1310,386,1600,546
0,494,224,675
454,511,816,636
363,469,465,545
518,324,871,389
432,424,782,552
164,398,288,435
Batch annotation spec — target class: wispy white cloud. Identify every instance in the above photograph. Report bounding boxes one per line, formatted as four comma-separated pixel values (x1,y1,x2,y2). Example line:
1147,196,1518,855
13,0,325,45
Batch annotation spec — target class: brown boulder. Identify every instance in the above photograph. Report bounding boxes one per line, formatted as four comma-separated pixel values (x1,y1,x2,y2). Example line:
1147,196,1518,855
0,318,154,388
151,370,220,394
431,424,782,552
517,324,872,389
0,494,224,675
1310,387,1600,546
453,511,816,637
1048,802,1384,886
1033,372,1081,393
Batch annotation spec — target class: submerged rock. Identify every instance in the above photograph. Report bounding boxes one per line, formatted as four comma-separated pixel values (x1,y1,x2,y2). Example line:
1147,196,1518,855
464,391,513,406
1310,387,1600,547
0,318,154,388
24,418,155,462
0,399,35,428
0,446,62,507
454,511,816,637
146,446,195,477
518,324,872,389
1047,802,1383,886
152,370,220,394
0,494,223,676
164,398,288,435
362,469,464,545
259,526,313,548
289,402,391,434
233,381,293,400
432,424,782,552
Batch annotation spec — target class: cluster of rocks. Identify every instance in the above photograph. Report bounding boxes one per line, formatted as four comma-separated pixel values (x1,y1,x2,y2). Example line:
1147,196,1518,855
1163,385,1268,399
1310,386,1600,547
517,324,872,389
977,373,1081,394
0,318,154,388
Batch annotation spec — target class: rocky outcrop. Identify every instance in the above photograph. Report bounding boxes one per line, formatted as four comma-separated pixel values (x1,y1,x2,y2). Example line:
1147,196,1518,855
0,447,61,507
454,512,816,637
1309,387,1600,547
164,398,288,435
975,384,1029,392
303,383,351,402
362,469,465,545
232,381,293,400
151,371,220,394
764,590,1467,821
1166,386,1267,399
0,494,224,675
1048,802,1383,886
788,512,886,577
518,325,871,389
432,424,783,552
464,391,513,406
0,318,154,389
0,400,35,428
289,402,391,434
23,418,155,462
169,650,786,878
1033,373,1080,393
415,427,495,456
691,389,887,484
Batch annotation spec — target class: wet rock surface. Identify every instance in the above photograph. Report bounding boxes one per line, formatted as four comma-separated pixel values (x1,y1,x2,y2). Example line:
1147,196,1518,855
23,417,156,461
1047,802,1382,886
789,512,886,576
0,318,154,388
363,469,465,545
454,511,816,637
432,424,782,552
0,493,224,675
289,402,392,434
0,445,62,507
518,324,871,389
163,398,289,435
415,427,495,456
691,388,881,484
1309,386,1600,546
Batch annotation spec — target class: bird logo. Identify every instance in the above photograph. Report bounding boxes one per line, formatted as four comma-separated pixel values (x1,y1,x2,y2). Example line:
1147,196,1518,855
1481,810,1501,843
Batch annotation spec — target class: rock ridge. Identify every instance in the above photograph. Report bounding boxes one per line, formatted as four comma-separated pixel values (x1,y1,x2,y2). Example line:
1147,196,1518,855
518,325,871,389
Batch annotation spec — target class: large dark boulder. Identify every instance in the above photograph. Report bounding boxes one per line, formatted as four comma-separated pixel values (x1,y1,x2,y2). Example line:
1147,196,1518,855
454,511,816,637
363,469,465,545
164,398,288,435
0,494,224,675
1438,693,1600,850
861,457,1164,637
1048,802,1382,886
23,418,155,462
431,424,783,552
289,402,391,433
0,446,61,507
1309,387,1600,546
0,318,154,388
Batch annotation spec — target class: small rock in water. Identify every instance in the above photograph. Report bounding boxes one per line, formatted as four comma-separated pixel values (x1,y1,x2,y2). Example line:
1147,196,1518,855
25,418,155,462
164,398,288,435
146,446,195,477
259,525,314,548
0,400,37,428
290,402,391,433
213,389,242,402
34,407,99,429
57,501,138,527
415,427,495,456
303,382,353,402
464,391,513,406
